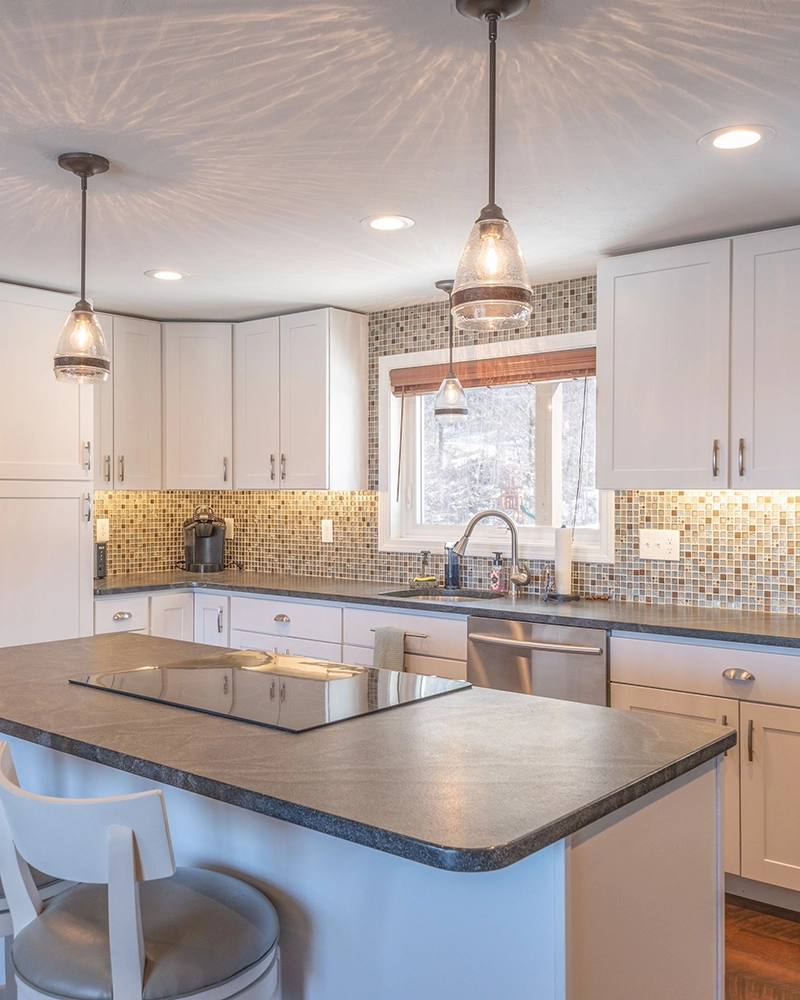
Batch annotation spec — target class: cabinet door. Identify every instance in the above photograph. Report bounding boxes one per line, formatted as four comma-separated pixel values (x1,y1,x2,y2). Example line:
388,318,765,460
279,311,329,489
150,592,194,641
93,312,114,489
610,682,740,874
233,317,280,489
596,240,731,489
113,317,162,490
193,594,229,646
0,481,93,646
731,226,800,488
0,290,94,481
163,324,232,490
741,702,800,890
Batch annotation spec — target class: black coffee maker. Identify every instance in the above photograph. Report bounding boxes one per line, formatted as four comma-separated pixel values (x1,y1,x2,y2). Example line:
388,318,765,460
183,505,226,573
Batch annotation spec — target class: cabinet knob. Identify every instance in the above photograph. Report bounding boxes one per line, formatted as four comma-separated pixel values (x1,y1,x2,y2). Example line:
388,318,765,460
274,614,291,623
722,667,755,683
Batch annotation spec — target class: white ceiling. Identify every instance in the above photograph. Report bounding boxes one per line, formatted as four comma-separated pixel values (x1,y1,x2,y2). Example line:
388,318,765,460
1,0,799,320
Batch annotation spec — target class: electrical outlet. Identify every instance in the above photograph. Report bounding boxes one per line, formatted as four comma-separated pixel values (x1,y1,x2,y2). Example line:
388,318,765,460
321,519,333,544
96,518,110,543
224,518,235,540
639,529,680,561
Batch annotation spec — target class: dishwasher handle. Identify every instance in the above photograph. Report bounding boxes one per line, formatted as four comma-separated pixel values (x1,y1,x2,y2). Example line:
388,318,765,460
469,633,605,656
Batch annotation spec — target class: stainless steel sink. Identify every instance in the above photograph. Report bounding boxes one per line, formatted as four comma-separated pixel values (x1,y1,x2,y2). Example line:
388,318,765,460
379,588,506,602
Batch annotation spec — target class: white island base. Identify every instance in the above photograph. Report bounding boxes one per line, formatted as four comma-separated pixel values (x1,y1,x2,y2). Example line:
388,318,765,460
6,739,722,1000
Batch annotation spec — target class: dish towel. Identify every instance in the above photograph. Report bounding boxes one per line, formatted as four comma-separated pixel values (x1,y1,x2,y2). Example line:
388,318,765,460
372,626,407,672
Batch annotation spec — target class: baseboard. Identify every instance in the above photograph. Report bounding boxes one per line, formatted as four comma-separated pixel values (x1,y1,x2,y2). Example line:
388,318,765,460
726,874,800,915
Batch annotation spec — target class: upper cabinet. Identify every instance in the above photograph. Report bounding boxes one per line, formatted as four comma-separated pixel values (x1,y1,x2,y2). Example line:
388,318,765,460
0,284,94,481
598,224,800,490
731,227,800,489
597,240,731,490
163,323,233,490
234,308,368,491
95,316,162,490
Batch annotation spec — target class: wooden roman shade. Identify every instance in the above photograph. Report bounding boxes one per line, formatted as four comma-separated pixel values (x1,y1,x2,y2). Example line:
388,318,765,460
389,347,596,397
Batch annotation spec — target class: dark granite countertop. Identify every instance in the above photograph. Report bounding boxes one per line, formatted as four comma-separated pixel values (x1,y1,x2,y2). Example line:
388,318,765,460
96,570,800,648
0,633,733,872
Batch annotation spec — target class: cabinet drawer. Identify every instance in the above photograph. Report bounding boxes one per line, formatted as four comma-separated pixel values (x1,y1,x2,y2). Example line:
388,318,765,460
230,596,342,642
342,644,466,681
94,596,149,634
343,607,468,660
611,633,800,708
230,628,341,662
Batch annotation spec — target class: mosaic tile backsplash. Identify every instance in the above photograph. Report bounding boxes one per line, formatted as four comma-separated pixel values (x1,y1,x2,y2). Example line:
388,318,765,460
95,274,800,614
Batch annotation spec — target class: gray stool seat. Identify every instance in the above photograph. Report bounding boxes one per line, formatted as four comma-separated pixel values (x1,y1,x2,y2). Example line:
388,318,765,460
0,867,60,907
12,866,279,1000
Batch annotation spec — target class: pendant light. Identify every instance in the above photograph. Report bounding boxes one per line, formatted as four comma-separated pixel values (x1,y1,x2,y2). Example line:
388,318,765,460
434,279,468,419
452,0,533,333
53,152,111,383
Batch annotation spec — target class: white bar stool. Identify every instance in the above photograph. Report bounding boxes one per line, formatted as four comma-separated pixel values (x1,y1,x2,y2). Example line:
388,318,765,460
0,742,281,1000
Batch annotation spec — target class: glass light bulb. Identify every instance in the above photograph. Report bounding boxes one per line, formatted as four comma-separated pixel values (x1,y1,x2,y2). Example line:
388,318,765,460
453,215,533,333
434,374,468,418
53,303,110,384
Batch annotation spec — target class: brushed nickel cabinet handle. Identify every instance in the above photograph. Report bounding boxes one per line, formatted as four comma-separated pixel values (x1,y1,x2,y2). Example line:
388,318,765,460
274,614,291,623
84,494,92,522
370,628,428,639
280,682,286,702
112,611,132,621
270,680,276,700
217,607,224,633
469,633,603,655
104,455,111,482
83,441,92,472
223,457,228,483
119,455,125,483
712,439,719,477
738,438,745,477
747,718,754,762
722,667,755,683
270,454,276,481
280,454,286,481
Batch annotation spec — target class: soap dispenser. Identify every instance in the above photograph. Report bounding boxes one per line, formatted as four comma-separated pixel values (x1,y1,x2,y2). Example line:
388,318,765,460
489,551,507,593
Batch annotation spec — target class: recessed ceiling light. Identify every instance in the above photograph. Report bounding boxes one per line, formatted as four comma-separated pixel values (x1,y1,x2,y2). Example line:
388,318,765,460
360,215,414,231
144,269,188,280
698,125,776,150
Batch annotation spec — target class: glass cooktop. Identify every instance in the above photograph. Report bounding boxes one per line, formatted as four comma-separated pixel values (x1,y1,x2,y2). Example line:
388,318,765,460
69,649,471,733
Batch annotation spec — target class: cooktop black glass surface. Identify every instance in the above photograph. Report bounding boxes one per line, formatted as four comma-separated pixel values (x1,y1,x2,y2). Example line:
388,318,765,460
69,650,471,733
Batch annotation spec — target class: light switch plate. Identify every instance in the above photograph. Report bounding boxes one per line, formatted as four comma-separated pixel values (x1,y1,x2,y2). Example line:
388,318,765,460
224,518,235,540
639,528,680,561
96,518,110,543
321,519,333,544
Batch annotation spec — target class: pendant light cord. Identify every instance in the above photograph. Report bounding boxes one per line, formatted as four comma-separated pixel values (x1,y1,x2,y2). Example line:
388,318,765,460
448,291,456,375
487,14,498,209
80,174,88,303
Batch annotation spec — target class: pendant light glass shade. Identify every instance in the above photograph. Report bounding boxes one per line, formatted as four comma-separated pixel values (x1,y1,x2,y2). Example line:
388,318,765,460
452,211,532,332
434,373,469,418
53,300,110,383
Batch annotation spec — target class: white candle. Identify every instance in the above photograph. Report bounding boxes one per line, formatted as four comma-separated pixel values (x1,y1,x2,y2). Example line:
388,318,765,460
554,527,572,596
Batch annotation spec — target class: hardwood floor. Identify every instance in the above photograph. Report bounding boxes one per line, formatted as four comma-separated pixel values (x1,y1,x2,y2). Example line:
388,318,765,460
727,896,800,999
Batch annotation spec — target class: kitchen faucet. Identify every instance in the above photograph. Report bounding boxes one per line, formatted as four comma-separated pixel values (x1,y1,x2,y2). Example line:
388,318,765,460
452,509,532,594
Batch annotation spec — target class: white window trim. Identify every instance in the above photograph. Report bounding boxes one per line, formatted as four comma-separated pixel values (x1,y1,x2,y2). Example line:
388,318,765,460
378,330,614,564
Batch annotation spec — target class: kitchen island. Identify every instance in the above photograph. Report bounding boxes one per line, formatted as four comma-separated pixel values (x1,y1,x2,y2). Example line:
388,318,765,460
0,633,733,999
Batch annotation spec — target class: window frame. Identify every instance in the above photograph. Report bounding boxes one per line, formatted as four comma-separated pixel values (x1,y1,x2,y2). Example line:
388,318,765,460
378,330,614,563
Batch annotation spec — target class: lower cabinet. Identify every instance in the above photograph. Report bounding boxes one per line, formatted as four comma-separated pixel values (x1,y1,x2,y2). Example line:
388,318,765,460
610,683,740,874
193,594,230,647
150,593,194,641
740,702,800,890
230,628,341,662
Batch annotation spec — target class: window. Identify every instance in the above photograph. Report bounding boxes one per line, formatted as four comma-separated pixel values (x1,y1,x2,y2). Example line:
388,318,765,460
378,332,613,562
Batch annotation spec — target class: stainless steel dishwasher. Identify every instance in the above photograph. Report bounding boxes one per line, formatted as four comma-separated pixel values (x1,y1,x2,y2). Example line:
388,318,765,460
467,617,608,706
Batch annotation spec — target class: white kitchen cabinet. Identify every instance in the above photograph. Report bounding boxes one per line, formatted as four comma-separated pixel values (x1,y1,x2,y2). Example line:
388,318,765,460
342,644,466,680
0,284,94,482
150,592,194,641
230,629,341,662
0,481,93,647
740,701,800,891
597,240,731,489
610,682,740,874
193,594,230,646
163,323,232,490
731,225,800,488
278,309,368,490
232,317,280,489
95,316,162,490
94,595,150,634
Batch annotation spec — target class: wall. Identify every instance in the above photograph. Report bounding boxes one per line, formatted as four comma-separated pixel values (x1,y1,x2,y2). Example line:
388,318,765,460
95,275,800,614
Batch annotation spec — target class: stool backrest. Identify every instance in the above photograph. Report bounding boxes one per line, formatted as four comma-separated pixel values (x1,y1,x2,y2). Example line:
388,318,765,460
0,742,175,885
